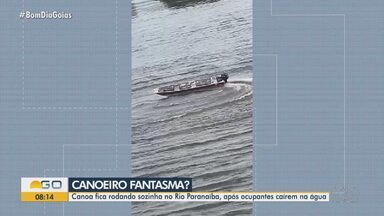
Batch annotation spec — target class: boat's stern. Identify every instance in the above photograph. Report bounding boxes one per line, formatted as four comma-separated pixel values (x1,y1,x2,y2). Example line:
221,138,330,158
217,73,229,83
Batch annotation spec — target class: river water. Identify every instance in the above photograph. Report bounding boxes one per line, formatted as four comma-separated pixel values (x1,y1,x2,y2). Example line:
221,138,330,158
132,0,253,215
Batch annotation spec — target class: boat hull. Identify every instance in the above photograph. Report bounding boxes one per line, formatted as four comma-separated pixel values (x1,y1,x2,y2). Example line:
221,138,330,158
155,82,225,96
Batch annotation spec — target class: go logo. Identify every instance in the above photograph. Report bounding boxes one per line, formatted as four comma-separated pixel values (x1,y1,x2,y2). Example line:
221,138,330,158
30,180,62,189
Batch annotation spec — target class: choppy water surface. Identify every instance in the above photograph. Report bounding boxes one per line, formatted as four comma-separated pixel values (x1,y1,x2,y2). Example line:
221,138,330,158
132,0,252,215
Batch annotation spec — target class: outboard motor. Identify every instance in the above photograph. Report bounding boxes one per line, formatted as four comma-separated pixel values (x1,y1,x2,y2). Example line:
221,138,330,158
218,73,229,83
